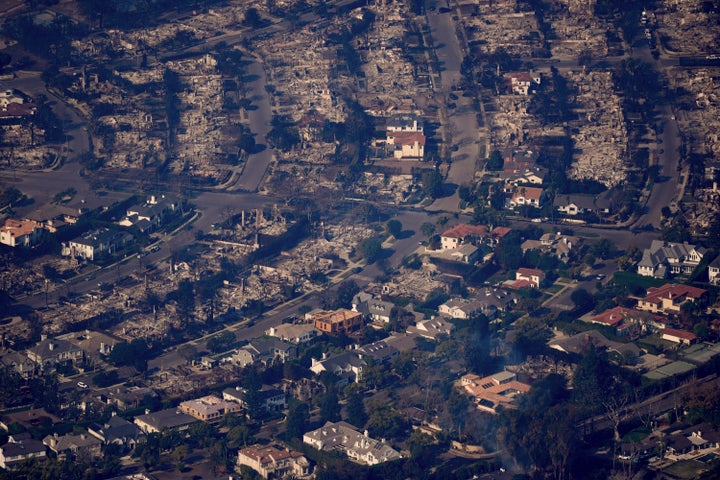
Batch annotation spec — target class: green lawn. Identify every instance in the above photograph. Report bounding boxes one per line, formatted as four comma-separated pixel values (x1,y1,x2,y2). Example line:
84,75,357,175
613,271,667,290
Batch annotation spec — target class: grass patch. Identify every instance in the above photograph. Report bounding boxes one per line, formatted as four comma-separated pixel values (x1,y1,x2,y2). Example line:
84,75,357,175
613,271,667,291
661,459,707,479
622,426,651,443
545,284,564,294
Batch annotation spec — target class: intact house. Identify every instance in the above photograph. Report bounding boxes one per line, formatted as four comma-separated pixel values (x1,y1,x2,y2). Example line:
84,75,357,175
237,443,311,479
0,434,46,470
43,432,102,462
505,71,541,95
521,232,581,263
265,323,318,344
588,306,667,336
133,408,198,434
387,131,425,159
119,194,184,232
0,219,43,248
310,351,365,386
61,228,134,262
708,255,720,285
406,316,454,341
223,385,287,414
637,240,706,278
230,338,297,368
0,348,39,378
87,415,146,453
665,423,720,456
178,395,242,423
352,292,394,324
662,328,698,346
312,309,364,336
385,113,425,160
438,298,485,320
508,186,544,209
553,194,602,217
636,283,707,315
356,340,399,364
458,371,531,414
504,268,545,289
440,224,511,250
303,421,402,466
26,337,85,374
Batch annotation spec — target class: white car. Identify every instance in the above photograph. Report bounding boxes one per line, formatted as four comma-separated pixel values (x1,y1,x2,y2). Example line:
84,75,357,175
77,381,88,389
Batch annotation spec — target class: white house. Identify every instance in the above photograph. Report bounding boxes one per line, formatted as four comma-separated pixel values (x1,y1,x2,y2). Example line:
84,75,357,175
303,421,402,466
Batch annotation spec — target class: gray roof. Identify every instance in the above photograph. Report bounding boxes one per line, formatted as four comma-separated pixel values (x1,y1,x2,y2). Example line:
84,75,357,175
553,194,597,209
134,408,197,431
356,340,398,363
1,439,46,457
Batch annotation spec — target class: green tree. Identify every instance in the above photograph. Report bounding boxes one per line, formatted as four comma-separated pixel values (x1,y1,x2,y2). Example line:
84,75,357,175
421,170,443,199
345,388,368,428
486,149,504,170
513,317,551,357
358,237,382,263
286,401,309,439
320,388,341,423
407,430,435,458
420,222,435,238
386,219,402,238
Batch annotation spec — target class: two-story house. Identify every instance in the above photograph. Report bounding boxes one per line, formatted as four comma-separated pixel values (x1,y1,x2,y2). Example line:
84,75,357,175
231,338,297,368
0,219,43,248
509,187,544,209
237,443,311,479
62,228,134,261
636,283,707,314
303,421,402,466
26,337,84,373
637,240,706,278
312,309,364,336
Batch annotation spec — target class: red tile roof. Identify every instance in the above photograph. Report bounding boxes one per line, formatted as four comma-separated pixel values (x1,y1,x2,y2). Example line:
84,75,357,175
388,131,426,146
644,284,707,304
662,328,697,341
517,267,544,278
441,223,488,239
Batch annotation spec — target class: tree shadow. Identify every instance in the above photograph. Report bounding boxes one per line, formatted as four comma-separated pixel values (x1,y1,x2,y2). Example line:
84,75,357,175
437,182,458,198
250,143,267,154
241,74,260,83
397,229,415,240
